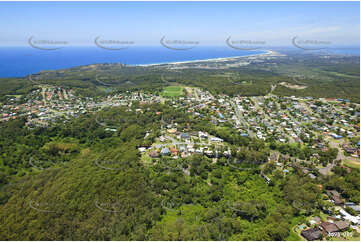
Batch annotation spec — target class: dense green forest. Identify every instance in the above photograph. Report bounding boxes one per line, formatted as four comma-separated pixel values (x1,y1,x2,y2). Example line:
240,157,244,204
0,102,359,240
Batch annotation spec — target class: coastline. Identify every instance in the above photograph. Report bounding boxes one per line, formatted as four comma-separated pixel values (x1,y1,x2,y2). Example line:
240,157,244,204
135,50,274,67
0,49,275,78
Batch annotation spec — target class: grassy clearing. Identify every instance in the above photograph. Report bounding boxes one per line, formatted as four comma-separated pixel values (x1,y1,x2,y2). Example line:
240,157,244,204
156,204,205,225
286,230,304,241
141,152,153,166
348,235,361,241
161,86,183,97
344,159,360,169
5,95,22,98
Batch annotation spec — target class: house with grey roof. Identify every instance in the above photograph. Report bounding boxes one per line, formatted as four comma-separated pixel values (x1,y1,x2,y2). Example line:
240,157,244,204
301,228,322,241
160,147,171,156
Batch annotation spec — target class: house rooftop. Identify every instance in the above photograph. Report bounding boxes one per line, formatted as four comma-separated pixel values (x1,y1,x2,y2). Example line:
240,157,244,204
310,216,321,224
308,173,317,179
334,220,349,230
320,222,339,233
301,228,322,241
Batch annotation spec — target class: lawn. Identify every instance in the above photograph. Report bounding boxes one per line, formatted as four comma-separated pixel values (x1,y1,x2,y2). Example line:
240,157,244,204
286,216,307,241
286,230,304,241
344,159,360,169
161,86,184,97
140,152,153,167
5,95,22,98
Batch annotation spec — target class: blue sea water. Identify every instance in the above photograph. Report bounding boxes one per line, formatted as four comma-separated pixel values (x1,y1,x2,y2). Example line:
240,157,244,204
0,46,359,78
0,46,266,78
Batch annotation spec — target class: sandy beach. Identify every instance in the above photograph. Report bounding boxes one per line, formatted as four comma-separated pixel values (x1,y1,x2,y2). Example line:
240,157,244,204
136,50,276,67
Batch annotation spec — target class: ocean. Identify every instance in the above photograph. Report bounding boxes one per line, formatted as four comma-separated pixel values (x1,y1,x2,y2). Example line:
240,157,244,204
0,46,266,78
0,46,359,78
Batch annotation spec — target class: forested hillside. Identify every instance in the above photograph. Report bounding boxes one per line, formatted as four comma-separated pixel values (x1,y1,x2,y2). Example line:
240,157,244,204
1,103,358,240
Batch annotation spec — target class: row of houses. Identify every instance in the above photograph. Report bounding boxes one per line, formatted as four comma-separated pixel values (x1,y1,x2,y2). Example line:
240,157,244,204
143,144,230,159
301,219,350,241
300,190,360,240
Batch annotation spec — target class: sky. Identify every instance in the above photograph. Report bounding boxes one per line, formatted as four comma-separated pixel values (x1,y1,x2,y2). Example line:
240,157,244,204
0,1,359,47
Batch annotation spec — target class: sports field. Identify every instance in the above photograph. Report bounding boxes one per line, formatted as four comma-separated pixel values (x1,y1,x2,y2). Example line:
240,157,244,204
161,86,183,97
344,159,360,169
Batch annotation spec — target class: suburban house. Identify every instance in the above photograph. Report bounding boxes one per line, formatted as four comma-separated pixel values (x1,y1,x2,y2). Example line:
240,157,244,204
339,208,360,225
342,144,358,155
344,202,360,213
160,147,171,156
169,147,178,156
261,173,271,184
167,128,177,134
301,227,322,241
210,137,223,142
149,150,159,158
331,133,343,139
334,220,350,231
320,222,339,233
309,216,321,225
327,190,343,205
180,133,190,140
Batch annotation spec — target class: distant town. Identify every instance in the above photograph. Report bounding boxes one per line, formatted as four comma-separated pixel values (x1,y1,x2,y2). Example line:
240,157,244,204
2,84,359,163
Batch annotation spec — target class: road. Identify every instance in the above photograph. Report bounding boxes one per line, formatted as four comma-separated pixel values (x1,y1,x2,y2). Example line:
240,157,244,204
318,162,336,176
41,87,47,105
269,84,276,95
193,88,201,102
272,99,297,143
230,99,254,138
327,136,360,165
